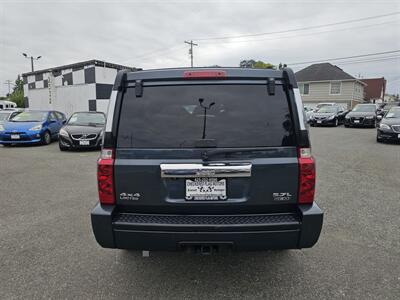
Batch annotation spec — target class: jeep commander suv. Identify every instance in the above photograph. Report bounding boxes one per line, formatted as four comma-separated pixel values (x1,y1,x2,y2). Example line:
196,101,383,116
91,68,323,253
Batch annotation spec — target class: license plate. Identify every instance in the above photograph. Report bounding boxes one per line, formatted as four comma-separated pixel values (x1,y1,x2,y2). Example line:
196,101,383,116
79,140,90,145
185,178,226,200
398,134,400,139
11,134,20,139
354,120,360,123
317,121,322,124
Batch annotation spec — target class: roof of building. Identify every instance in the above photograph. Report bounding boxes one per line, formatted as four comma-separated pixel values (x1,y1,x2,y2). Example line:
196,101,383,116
295,63,357,82
22,59,135,77
361,78,386,100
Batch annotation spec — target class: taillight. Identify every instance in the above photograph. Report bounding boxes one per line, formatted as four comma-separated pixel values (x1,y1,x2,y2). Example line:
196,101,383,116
298,148,316,204
97,148,115,204
183,70,226,79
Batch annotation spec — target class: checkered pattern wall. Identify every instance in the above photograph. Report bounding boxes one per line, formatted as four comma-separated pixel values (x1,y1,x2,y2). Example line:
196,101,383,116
23,64,98,90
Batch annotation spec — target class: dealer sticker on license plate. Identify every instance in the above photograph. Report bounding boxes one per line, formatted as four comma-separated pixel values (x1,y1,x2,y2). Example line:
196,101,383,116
79,140,90,145
185,178,227,200
11,134,20,139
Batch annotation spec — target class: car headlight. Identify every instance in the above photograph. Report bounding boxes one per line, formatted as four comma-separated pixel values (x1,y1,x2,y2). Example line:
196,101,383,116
379,123,391,130
0,124,4,131
59,128,69,137
365,116,374,119
327,115,335,120
345,115,351,119
29,124,42,131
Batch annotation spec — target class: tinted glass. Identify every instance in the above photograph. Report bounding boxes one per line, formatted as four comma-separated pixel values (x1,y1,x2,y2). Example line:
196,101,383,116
10,111,47,122
68,112,105,126
385,107,400,118
352,105,376,112
317,106,338,113
117,84,295,148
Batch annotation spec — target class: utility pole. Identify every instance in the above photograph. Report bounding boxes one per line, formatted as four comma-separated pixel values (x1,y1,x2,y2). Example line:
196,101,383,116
184,40,198,68
4,80,13,95
22,53,42,72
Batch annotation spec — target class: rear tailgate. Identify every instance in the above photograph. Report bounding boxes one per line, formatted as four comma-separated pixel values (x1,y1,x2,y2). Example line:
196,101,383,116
113,78,300,214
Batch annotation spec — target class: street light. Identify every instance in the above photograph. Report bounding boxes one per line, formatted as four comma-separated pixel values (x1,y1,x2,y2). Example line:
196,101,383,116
22,53,41,72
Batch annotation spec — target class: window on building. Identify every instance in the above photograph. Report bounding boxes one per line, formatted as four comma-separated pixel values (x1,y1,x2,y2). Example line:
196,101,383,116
330,82,341,94
300,83,310,95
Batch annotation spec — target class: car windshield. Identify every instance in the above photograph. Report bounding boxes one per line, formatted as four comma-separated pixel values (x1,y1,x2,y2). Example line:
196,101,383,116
385,107,400,118
0,112,11,121
317,106,337,113
352,105,376,112
10,111,47,122
68,112,105,126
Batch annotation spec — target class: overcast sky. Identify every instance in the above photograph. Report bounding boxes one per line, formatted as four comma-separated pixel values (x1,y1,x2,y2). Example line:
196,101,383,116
0,0,399,96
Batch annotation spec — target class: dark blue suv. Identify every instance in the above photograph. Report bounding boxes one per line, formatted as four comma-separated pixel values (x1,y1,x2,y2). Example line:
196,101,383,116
91,68,323,253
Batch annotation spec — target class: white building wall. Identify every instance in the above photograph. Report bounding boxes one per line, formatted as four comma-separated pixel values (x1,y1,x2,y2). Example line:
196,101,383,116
95,67,118,84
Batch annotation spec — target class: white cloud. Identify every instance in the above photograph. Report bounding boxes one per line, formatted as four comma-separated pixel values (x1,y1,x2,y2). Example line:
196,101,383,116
0,0,399,95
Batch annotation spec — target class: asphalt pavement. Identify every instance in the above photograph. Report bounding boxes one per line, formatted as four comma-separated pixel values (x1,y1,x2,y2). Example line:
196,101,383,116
0,127,399,299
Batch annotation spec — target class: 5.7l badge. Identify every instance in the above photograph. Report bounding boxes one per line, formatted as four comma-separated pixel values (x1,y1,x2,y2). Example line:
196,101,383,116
272,192,292,201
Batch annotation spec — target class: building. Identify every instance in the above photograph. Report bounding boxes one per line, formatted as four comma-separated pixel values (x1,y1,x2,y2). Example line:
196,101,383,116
295,63,366,110
361,77,386,103
22,60,135,116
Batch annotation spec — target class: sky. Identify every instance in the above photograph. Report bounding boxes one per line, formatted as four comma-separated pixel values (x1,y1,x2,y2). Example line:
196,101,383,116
0,0,399,96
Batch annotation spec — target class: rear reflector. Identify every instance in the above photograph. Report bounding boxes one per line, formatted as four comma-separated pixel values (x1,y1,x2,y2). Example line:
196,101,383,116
298,148,316,204
183,70,226,79
97,149,115,204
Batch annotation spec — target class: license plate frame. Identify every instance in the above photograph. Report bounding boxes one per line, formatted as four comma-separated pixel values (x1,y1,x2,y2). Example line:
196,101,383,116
185,177,227,201
10,134,20,140
79,140,90,146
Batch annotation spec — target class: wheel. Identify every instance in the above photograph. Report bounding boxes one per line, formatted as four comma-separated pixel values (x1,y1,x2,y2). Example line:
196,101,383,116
41,131,52,145
59,141,68,151
334,119,338,127
376,135,383,143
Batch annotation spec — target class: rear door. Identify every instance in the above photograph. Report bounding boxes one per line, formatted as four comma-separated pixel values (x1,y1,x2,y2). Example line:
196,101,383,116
114,83,299,214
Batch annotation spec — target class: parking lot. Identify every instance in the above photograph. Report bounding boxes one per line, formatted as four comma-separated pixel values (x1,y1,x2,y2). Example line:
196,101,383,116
0,126,399,299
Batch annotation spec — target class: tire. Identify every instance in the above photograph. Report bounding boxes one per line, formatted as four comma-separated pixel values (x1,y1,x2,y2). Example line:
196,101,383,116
334,119,338,127
2,144,11,147
376,135,383,143
59,141,68,151
41,131,52,145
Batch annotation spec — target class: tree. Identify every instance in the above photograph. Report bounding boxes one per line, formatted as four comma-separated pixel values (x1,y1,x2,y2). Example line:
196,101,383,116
239,59,276,69
9,75,24,107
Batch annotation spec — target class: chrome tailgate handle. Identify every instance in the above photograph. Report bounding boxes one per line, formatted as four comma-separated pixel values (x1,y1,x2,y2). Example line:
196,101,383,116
160,163,252,178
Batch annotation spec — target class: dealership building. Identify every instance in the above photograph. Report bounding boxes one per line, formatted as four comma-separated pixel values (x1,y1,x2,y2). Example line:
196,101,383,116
22,60,135,116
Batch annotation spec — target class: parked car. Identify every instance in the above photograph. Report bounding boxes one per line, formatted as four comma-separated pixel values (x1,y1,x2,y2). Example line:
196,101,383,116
0,110,66,146
0,109,22,125
344,104,377,128
59,111,105,151
309,105,346,127
376,106,400,143
304,106,315,123
377,102,400,118
91,68,323,253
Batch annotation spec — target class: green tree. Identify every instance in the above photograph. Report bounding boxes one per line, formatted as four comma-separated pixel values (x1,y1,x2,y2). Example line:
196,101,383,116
9,75,24,107
240,59,276,69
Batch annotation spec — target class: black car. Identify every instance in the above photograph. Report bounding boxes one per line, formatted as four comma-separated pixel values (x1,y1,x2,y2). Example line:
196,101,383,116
91,68,323,253
377,106,400,143
377,102,400,117
309,105,347,127
58,112,105,151
344,104,377,128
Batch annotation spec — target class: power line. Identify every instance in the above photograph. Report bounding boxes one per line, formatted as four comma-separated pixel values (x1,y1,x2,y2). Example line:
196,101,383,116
200,20,396,45
287,50,400,66
335,56,400,66
193,11,400,41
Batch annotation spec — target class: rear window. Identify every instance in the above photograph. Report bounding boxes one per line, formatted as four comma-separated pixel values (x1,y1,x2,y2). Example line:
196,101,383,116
117,84,295,148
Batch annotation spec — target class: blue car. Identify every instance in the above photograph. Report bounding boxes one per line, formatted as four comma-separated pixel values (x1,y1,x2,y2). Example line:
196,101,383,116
0,110,66,146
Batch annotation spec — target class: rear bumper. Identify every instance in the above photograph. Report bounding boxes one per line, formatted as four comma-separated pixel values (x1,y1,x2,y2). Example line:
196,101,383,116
91,203,323,251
